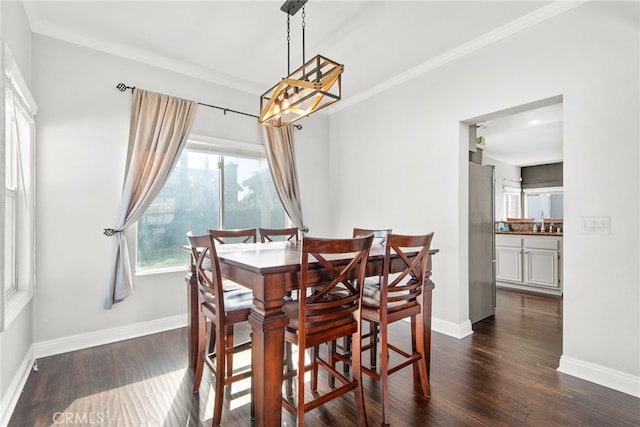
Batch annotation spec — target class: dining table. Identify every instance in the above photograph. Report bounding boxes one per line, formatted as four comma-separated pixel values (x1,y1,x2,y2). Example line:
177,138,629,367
184,240,438,427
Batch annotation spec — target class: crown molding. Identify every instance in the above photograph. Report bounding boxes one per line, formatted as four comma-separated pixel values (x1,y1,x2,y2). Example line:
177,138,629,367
22,3,264,96
23,1,588,110
326,0,589,115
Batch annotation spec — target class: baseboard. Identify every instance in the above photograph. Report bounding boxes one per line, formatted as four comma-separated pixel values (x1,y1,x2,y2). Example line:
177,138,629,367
558,355,640,398
33,313,188,359
0,345,35,427
432,317,473,339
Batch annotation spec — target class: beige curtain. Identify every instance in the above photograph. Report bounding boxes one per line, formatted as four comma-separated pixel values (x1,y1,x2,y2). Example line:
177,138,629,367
260,124,307,232
104,89,197,308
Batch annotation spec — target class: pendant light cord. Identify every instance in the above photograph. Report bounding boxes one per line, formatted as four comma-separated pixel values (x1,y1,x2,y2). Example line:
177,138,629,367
302,5,306,64
287,14,291,75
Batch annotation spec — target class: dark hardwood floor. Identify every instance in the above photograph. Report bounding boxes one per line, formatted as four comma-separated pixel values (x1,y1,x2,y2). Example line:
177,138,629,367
10,289,640,426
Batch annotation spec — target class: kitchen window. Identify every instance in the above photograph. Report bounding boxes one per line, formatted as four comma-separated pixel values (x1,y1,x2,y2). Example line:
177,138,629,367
503,186,522,219
524,187,563,221
135,136,287,273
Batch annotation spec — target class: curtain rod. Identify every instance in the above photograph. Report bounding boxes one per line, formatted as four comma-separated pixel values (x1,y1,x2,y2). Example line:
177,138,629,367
115,82,259,119
115,83,302,129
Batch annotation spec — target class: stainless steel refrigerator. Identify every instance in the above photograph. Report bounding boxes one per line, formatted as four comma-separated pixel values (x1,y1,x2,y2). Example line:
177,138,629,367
469,161,496,324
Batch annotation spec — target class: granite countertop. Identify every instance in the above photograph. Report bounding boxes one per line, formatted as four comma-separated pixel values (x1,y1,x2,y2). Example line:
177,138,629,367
496,231,563,237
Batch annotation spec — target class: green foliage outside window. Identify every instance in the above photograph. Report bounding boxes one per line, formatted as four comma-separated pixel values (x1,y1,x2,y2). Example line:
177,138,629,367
137,150,286,271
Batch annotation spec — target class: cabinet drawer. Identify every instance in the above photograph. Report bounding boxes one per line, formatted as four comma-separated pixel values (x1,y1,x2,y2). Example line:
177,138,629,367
496,235,522,248
524,237,560,250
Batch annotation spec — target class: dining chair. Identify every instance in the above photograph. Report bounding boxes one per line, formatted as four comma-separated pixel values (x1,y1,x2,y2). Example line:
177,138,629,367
258,227,299,243
281,235,374,427
206,228,257,375
340,228,392,374
359,232,434,425
187,232,253,427
208,227,257,244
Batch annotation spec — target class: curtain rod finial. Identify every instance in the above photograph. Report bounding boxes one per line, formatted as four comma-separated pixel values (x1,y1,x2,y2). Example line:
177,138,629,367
116,83,134,93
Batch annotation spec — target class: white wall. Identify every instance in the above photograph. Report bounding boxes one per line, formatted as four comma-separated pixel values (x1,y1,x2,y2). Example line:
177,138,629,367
31,35,331,344
330,1,639,395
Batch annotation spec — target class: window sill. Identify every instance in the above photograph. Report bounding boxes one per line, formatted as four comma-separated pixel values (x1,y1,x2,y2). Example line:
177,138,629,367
136,266,187,277
5,289,33,329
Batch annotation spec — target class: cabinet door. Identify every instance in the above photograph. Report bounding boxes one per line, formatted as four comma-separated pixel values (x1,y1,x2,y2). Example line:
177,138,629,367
496,247,523,283
525,249,559,288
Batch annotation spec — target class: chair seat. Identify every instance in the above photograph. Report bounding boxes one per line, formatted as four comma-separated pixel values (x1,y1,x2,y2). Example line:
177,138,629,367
282,300,356,333
221,278,248,293
361,276,412,309
202,289,253,313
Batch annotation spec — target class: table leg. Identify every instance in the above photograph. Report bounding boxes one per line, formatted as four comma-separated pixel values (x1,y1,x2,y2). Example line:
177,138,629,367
249,278,289,427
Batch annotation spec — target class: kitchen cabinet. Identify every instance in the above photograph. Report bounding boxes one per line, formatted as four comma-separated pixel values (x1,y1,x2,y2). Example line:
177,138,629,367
496,234,562,295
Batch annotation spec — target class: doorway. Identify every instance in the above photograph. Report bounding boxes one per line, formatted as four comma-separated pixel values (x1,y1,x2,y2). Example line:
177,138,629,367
465,95,564,327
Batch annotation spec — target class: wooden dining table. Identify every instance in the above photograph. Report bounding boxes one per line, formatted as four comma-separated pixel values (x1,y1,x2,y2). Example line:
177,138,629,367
185,240,438,427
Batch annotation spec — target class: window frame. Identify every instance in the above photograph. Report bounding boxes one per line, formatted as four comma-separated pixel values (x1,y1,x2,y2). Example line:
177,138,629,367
502,185,522,220
1,43,38,331
133,134,289,276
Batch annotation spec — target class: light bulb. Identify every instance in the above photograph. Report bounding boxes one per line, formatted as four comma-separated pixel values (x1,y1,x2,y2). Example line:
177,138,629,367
290,88,300,105
282,93,290,112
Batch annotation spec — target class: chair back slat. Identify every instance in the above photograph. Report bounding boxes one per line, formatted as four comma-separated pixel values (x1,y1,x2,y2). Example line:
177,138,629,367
259,227,299,243
353,227,391,246
208,228,257,244
187,232,225,313
299,235,374,338
381,233,434,308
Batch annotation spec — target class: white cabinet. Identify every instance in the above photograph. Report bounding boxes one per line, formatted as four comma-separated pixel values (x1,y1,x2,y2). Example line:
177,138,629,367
496,235,523,283
496,234,562,295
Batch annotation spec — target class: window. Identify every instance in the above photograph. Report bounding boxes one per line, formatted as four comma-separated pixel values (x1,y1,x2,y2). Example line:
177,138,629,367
2,44,37,330
136,139,287,272
524,187,563,221
503,186,522,219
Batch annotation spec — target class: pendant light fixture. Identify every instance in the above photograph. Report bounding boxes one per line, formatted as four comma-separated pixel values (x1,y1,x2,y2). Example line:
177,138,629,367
259,0,343,127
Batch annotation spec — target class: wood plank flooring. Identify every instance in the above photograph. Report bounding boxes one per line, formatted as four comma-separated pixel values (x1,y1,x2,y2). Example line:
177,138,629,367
9,289,640,426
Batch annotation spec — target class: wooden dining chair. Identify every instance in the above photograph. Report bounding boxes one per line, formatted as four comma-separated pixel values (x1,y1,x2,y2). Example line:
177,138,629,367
281,235,374,427
352,227,391,247
208,228,257,244
258,227,299,243
341,228,392,373
359,232,434,425
187,232,253,427
206,228,256,375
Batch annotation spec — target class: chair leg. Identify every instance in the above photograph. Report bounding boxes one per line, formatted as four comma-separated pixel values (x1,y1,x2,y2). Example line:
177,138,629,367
328,341,337,388
369,320,378,370
342,336,352,375
285,342,293,399
297,344,306,427
193,313,207,393
213,324,226,427
351,330,367,427
414,313,430,397
411,316,419,382
311,345,319,392
226,325,234,378
380,323,391,426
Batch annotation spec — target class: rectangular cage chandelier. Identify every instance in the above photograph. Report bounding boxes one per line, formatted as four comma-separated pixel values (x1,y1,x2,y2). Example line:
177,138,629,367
259,0,343,128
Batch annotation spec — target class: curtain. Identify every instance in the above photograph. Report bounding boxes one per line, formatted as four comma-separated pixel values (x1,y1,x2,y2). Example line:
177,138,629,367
260,124,307,232
104,89,197,308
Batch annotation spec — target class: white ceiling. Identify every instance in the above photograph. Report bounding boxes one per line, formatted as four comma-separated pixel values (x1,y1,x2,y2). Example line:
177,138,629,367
478,103,563,167
24,0,567,165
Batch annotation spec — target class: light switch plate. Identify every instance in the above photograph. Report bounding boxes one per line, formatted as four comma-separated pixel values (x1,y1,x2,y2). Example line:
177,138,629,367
580,216,610,234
